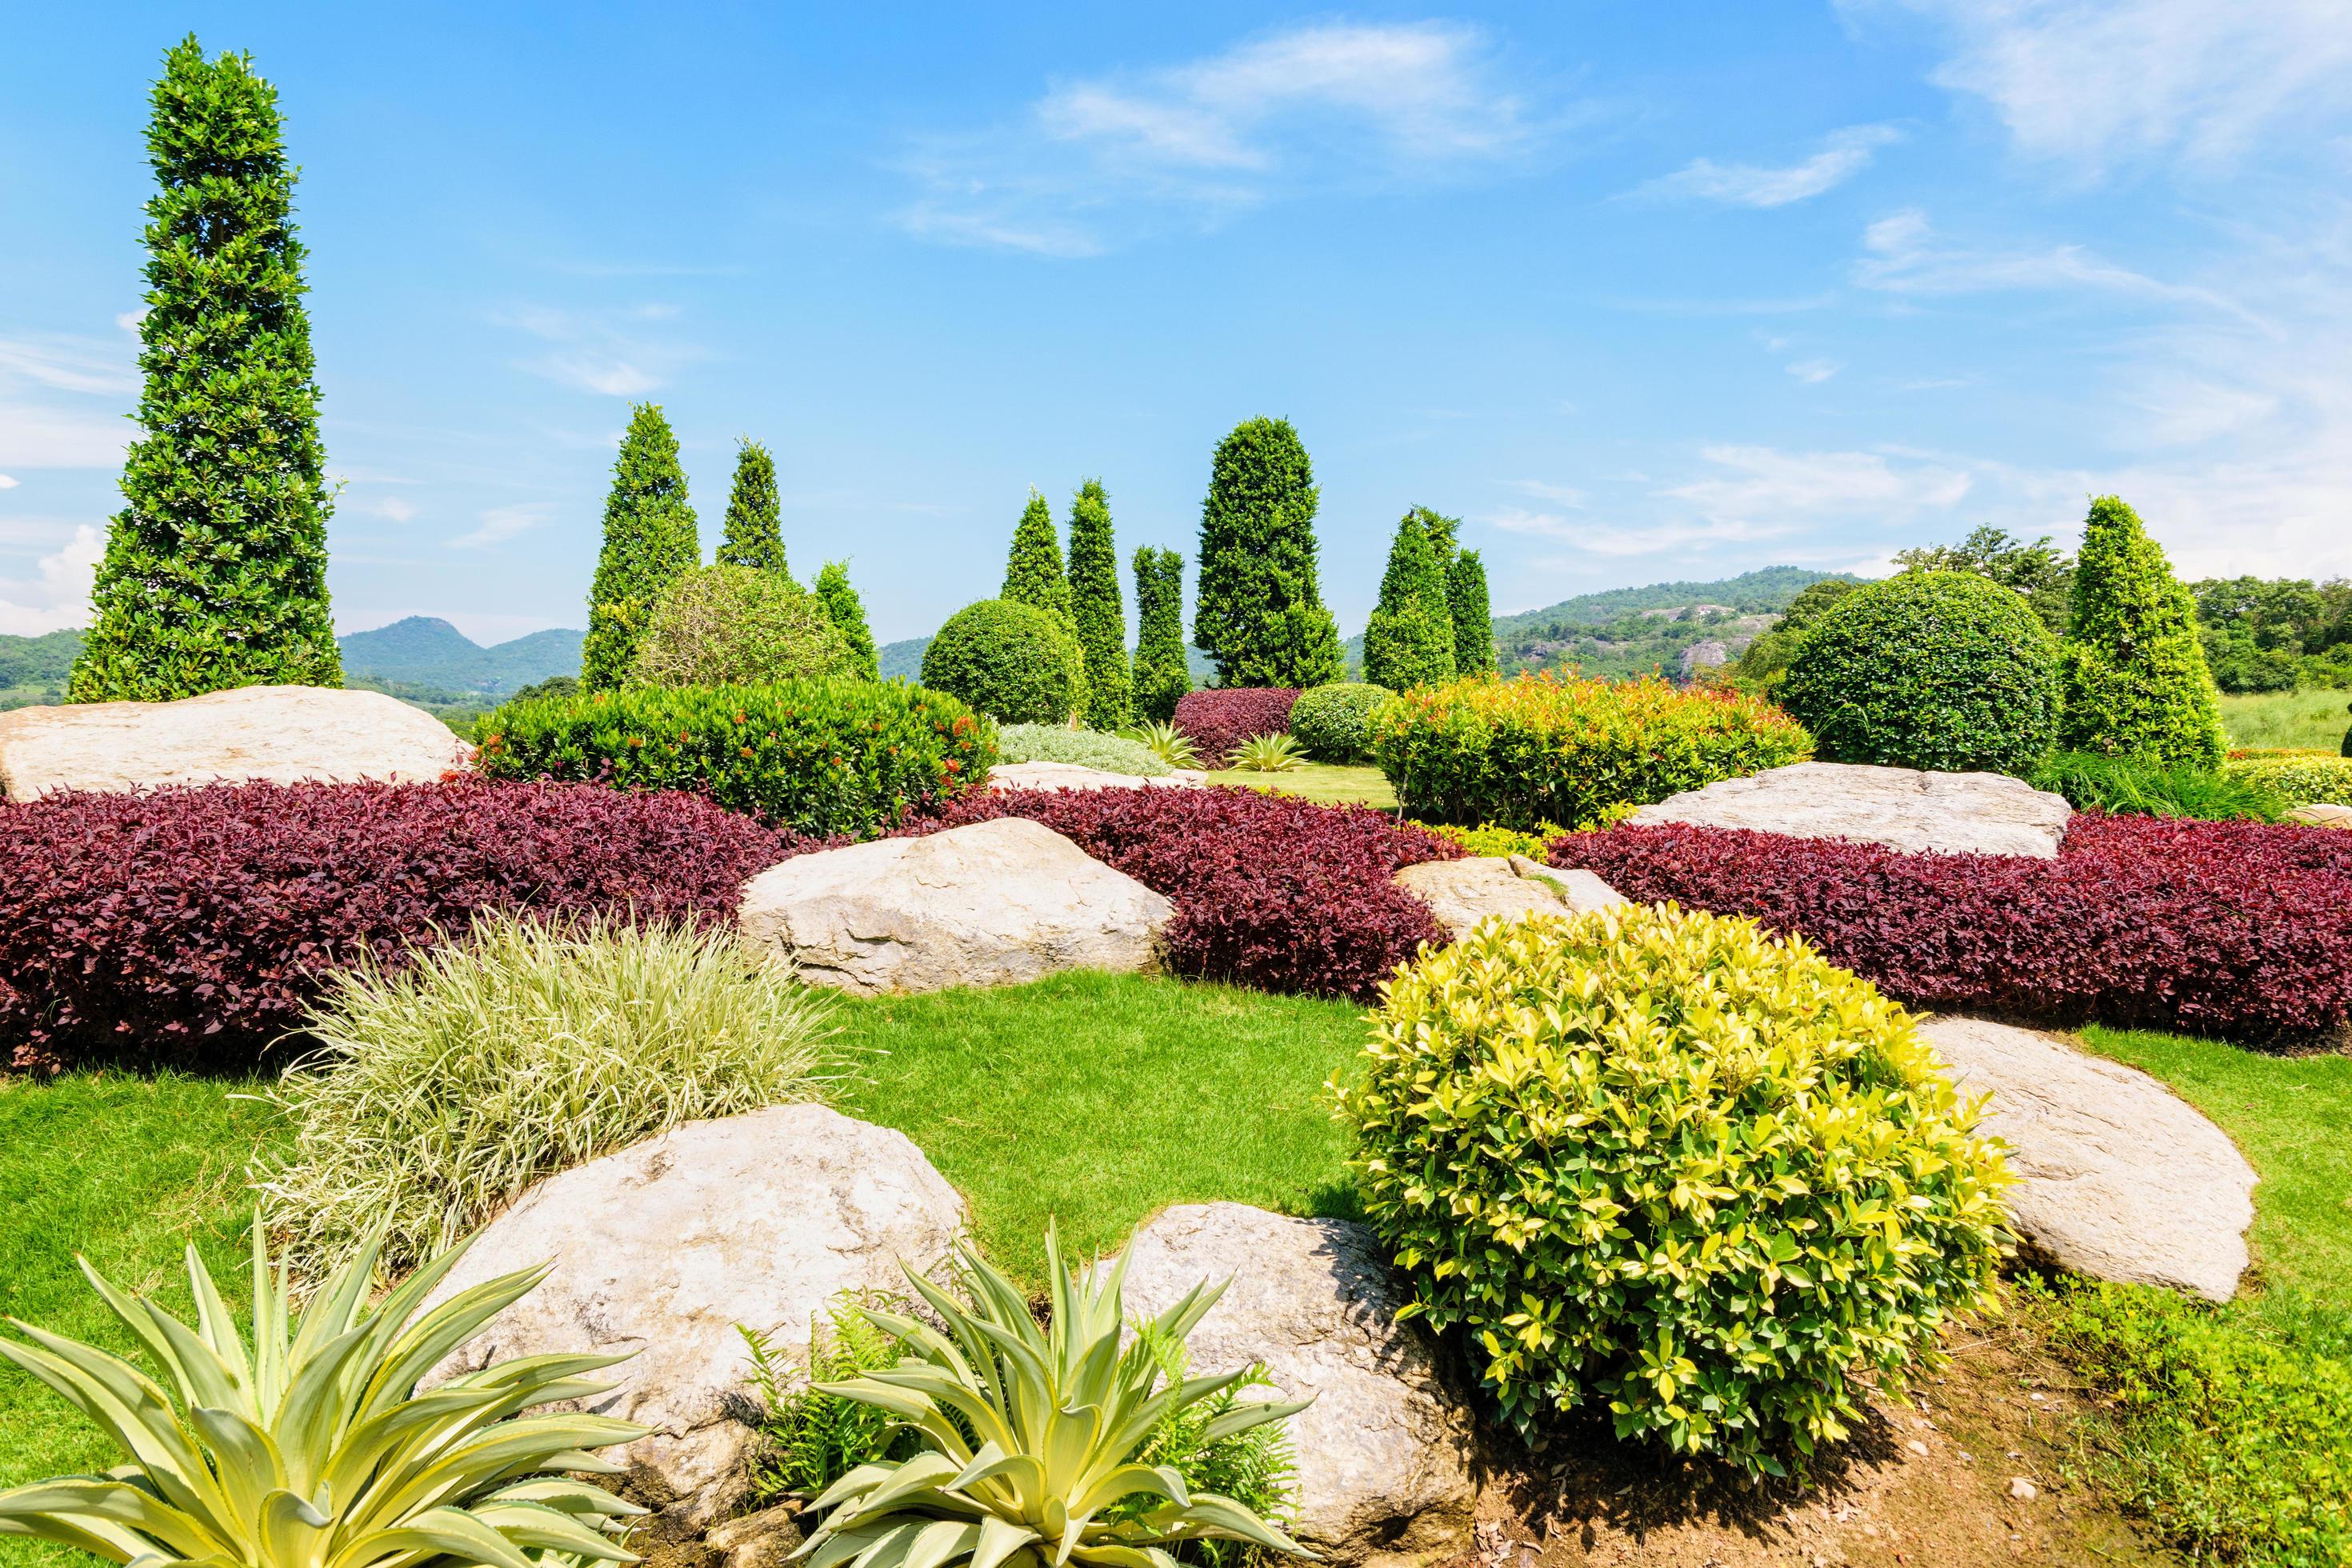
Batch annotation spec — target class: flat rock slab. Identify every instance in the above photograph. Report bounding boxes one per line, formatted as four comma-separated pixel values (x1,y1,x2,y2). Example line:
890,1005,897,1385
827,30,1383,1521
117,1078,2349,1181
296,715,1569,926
2287,802,2352,829
738,816,1173,994
986,760,1204,791
425,1104,966,1527
1921,1017,2255,1302
1393,855,1626,942
1116,1202,1479,1567
1631,762,2072,858
0,683,471,802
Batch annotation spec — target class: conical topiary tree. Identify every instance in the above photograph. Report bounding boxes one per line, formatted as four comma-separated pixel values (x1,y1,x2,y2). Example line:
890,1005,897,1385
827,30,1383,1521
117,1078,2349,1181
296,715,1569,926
1447,548,1495,674
1193,418,1344,690
1132,546,1190,723
1003,490,1072,626
1362,507,1457,690
582,404,698,691
70,36,342,702
1066,479,1130,729
715,438,789,578
2058,495,2226,769
814,560,879,680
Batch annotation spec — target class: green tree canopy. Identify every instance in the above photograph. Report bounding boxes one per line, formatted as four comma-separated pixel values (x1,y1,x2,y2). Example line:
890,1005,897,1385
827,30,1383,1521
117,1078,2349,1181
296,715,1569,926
582,403,699,690
1066,479,1131,729
1446,549,1496,675
1362,507,1457,690
1894,525,2073,635
2058,496,2226,768
1131,546,1190,723
1192,418,1343,689
1002,490,1072,624
814,560,879,680
715,438,790,578
70,36,342,702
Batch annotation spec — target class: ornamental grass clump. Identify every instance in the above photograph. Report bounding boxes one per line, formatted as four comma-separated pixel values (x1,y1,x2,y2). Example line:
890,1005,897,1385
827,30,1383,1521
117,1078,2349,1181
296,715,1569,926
996,723,1173,777
254,912,838,1279
1336,904,2011,1475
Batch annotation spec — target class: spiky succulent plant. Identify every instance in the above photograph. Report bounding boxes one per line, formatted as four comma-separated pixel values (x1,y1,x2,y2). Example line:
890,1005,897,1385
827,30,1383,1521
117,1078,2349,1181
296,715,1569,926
1121,722,1202,770
0,1215,646,1568
1225,734,1305,774
793,1229,1312,1568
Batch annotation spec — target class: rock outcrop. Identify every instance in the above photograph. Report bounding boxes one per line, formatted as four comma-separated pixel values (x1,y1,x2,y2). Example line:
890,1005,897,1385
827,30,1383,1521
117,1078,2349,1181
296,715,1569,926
1393,855,1626,941
1630,762,2072,858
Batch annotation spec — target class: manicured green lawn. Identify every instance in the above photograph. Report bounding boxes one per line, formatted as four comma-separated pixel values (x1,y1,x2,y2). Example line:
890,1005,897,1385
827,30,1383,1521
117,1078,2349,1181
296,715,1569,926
2219,686,2352,750
1213,761,1397,810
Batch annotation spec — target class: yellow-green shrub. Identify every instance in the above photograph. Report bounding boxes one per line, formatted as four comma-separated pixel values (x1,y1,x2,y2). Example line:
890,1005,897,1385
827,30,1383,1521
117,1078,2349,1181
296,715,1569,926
2222,752,2352,807
1335,904,2011,1474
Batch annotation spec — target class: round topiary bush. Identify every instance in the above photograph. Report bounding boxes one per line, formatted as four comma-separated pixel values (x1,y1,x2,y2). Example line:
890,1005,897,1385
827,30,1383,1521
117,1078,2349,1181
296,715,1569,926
921,598,1088,725
630,564,857,688
1289,682,1393,762
1779,570,2059,773
1337,903,2010,1473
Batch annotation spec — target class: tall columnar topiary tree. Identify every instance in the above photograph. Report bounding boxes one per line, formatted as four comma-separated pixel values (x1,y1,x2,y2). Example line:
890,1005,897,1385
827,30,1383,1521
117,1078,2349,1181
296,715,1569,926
2058,495,2227,769
1362,508,1458,690
715,438,790,578
814,559,879,680
70,37,342,703
1447,549,1495,674
1193,418,1344,689
582,403,698,691
1002,490,1073,626
1065,478,1131,729
1132,546,1191,723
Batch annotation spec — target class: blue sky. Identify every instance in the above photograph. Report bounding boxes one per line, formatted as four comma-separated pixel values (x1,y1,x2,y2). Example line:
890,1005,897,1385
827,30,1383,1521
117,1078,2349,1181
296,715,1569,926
4,2,2350,644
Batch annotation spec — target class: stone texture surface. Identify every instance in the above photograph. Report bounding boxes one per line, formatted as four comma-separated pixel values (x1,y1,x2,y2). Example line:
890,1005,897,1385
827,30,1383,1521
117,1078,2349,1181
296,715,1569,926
0,683,470,802
1115,1202,1479,1567
423,1105,966,1527
1630,762,2073,858
1393,855,1626,940
986,760,1205,791
1921,1017,2255,1302
2287,802,2352,829
738,817,1174,994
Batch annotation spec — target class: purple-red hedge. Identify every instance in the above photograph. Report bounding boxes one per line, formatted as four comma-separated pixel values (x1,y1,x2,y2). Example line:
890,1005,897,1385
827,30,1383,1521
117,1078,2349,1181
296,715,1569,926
1550,814,2352,1039
912,786,1459,998
0,781,805,1072
1173,688,1299,766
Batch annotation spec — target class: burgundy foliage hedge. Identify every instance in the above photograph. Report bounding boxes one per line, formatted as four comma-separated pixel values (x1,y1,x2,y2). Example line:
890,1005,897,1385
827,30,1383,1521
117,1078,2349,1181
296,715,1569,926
911,786,1459,998
0,781,806,1072
1172,688,1299,766
1550,814,2352,1039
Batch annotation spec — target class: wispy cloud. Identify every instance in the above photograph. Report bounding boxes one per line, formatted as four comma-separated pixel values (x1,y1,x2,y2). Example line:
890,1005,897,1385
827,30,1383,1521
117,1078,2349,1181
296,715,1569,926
0,333,138,397
1853,209,2259,322
494,305,702,398
1664,444,1974,525
1786,358,1841,383
0,522,102,636
0,474,17,490
1503,478,1587,505
1634,124,1901,206
451,502,554,550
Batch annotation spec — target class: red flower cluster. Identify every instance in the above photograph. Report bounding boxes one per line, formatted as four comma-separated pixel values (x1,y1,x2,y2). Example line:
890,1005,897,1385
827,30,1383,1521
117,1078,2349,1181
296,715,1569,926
1172,688,1299,766
913,786,1460,998
0,781,806,1071
1550,814,2352,1040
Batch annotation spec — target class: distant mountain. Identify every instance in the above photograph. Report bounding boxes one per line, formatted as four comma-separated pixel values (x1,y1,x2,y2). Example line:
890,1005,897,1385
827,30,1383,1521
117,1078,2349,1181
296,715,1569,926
0,628,83,692
878,635,1214,686
1490,566,1854,682
1492,566,1844,639
338,617,582,695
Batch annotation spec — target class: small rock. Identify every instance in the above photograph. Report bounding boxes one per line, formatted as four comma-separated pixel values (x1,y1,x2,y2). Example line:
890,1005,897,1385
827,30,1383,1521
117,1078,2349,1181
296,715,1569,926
1629,761,2072,858
1905,1438,1930,1458
2286,802,2352,829
705,1505,804,1568
2008,1477,2039,1502
1392,854,1626,941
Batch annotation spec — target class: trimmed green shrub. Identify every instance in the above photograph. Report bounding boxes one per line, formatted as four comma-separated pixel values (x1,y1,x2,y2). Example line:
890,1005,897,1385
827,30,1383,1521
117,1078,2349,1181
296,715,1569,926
716,437,790,576
1368,671,1811,831
1362,510,1457,690
1289,682,1393,761
254,911,835,1278
1780,570,2060,772
1730,578,1862,694
922,598,1088,725
629,564,857,688
2222,752,2352,808
2061,496,2227,769
476,678,994,836
1003,489,1073,624
1338,903,2010,1474
70,37,342,702
1132,546,1192,722
583,403,700,690
996,722,1171,776
1194,418,1345,690
1447,549,1496,675
2031,750,2286,821
814,560,880,679
1066,478,1133,729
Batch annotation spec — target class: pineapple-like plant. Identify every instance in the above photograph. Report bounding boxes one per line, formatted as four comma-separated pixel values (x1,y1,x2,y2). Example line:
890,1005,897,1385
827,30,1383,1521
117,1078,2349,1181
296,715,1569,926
1122,722,1202,770
794,1229,1313,1568
1226,734,1306,774
0,1216,646,1568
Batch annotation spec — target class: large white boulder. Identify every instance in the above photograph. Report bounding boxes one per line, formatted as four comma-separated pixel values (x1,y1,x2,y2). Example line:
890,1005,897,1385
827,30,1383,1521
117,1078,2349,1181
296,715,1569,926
986,761,1204,791
1921,1017,2256,1302
1115,1203,1479,1568
1393,854,1626,941
0,684,471,802
1630,761,2072,858
738,817,1173,994
423,1105,966,1526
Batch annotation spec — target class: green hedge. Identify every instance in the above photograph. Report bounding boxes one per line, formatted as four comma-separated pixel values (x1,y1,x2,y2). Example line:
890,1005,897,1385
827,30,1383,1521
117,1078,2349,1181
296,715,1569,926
476,679,994,838
2222,753,2352,809
1366,672,1810,831
921,598,1087,726
1288,682,1392,762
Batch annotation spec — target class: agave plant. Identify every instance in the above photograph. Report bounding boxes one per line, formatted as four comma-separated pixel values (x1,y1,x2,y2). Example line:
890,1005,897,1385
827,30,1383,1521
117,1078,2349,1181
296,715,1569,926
794,1228,1312,1568
0,1215,646,1568
1122,722,1202,770
1225,734,1305,774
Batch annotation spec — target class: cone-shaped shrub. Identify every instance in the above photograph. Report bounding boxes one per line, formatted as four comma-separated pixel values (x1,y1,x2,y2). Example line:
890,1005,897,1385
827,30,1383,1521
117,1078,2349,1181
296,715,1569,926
1448,549,1496,674
582,403,699,690
716,437,790,577
1003,489,1072,624
1132,546,1191,722
70,37,342,702
2059,496,2226,769
1194,418,1344,690
1362,508,1458,690
814,559,879,679
1066,478,1132,729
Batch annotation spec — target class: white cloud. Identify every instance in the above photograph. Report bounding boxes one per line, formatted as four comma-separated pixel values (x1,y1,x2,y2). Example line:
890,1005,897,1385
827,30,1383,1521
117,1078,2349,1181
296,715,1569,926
114,309,148,334
1853,208,2255,318
0,328,136,469
1503,478,1586,505
0,523,102,636
1636,125,1901,206
0,334,138,397
344,494,419,525
0,402,131,469
451,502,554,550
494,305,698,398
1786,358,1841,383
1664,445,1974,524
0,474,17,490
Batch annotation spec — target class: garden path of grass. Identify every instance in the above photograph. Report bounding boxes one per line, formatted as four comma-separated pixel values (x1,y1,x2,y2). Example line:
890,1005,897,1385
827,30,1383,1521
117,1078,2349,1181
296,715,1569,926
1211,761,1397,810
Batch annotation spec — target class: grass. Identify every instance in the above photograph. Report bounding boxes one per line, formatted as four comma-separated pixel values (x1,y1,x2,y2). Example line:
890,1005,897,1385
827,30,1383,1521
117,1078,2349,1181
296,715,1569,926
2220,686,2352,750
1210,761,1397,810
